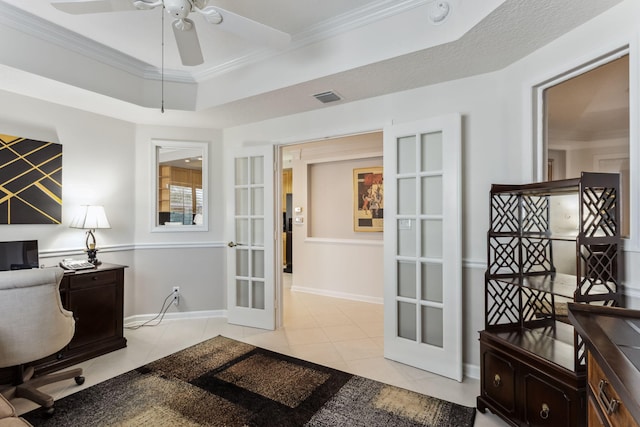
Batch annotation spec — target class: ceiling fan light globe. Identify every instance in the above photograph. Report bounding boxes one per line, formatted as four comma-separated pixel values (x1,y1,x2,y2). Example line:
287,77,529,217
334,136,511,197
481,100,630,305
132,0,161,10
198,6,222,24
164,0,191,19
173,18,193,31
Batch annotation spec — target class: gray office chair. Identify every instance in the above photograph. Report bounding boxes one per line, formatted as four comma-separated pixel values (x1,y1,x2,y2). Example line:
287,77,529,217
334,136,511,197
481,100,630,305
0,268,84,415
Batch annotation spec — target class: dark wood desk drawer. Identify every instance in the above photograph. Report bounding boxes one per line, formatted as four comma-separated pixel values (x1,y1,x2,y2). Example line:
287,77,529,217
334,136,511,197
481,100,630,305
589,396,607,426
588,352,638,427
481,347,517,415
523,371,573,426
69,270,117,288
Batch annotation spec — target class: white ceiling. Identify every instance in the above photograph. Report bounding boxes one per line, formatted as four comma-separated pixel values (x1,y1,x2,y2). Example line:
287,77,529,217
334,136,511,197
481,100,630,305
0,0,626,128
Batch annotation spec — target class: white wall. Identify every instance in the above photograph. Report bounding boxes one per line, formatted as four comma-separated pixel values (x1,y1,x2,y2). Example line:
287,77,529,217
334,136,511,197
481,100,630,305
2,0,639,372
225,73,504,370
224,0,640,369
0,89,138,315
0,90,228,319
285,134,384,301
130,125,226,317
499,0,640,303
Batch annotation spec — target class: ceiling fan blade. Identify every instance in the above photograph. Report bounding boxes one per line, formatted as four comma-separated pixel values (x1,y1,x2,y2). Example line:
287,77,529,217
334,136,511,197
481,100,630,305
172,18,204,66
51,0,145,14
200,6,291,50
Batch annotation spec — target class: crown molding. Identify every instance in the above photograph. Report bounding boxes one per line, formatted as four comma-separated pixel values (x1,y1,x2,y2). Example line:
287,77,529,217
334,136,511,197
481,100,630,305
0,1,195,83
0,0,429,84
191,0,430,81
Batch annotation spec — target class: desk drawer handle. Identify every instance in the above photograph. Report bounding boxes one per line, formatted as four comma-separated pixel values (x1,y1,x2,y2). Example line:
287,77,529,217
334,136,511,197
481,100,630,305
540,403,550,420
493,374,501,387
598,379,619,415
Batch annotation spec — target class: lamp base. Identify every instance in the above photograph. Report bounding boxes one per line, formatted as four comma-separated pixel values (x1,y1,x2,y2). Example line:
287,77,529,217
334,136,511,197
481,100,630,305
86,249,102,265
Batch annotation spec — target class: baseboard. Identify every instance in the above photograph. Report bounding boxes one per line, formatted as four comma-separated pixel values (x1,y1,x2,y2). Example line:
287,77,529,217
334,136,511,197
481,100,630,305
124,309,227,327
464,362,480,380
290,285,383,304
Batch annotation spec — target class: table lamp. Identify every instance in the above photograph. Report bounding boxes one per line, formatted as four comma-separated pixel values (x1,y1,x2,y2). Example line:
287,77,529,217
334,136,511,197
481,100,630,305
70,205,111,265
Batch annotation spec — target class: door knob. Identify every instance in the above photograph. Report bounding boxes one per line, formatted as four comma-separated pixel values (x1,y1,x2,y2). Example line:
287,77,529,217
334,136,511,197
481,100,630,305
227,241,237,247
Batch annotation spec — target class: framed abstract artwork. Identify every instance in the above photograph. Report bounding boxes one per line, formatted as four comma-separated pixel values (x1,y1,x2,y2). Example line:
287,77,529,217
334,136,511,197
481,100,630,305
353,166,383,232
0,134,62,224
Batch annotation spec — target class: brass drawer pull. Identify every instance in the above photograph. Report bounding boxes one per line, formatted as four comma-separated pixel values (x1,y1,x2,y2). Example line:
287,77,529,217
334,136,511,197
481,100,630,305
493,374,501,387
598,379,619,415
540,403,550,420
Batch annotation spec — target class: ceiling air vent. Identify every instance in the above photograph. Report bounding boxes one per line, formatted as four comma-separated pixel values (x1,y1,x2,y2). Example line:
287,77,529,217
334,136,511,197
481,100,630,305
313,91,342,104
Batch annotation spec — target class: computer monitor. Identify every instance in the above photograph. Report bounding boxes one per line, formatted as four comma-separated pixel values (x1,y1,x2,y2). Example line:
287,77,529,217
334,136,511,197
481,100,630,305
0,240,39,271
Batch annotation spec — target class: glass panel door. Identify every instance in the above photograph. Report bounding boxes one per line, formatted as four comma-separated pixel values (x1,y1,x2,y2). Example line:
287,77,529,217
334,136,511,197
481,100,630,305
384,114,462,381
227,145,275,330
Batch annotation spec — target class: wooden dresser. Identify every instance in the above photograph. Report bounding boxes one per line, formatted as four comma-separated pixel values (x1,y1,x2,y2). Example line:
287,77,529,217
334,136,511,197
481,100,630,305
0,263,127,382
568,303,640,426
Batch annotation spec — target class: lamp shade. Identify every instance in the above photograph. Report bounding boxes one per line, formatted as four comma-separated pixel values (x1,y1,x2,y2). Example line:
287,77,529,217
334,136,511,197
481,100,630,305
70,205,111,230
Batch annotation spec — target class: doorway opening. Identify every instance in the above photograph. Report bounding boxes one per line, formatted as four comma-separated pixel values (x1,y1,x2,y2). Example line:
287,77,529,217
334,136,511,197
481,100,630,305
277,133,384,327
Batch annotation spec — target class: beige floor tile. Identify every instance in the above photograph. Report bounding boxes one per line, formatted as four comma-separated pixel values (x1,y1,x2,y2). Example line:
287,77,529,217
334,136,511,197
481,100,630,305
287,342,343,366
283,327,330,345
12,282,505,426
321,324,368,342
332,337,383,361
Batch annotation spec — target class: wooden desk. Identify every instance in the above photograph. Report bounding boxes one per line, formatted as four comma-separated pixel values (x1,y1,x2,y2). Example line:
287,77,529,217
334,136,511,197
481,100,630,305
568,303,640,427
0,264,127,383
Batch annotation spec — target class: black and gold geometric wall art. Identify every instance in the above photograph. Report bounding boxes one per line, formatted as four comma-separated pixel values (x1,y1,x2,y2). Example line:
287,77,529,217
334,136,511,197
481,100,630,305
0,134,62,224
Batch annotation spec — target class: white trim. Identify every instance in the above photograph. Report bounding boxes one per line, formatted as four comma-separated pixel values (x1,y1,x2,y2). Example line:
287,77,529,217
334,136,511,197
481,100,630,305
0,1,176,81
550,139,629,152
277,125,389,146
463,258,486,270
304,237,383,246
528,40,640,252
464,363,480,380
527,43,630,182
625,285,640,301
291,285,383,305
38,241,226,259
150,139,209,233
124,309,227,327
593,153,629,172
134,242,225,250
0,1,430,84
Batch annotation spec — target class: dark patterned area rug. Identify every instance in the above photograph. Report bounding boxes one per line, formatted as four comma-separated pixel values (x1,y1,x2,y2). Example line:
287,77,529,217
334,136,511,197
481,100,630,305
23,336,476,427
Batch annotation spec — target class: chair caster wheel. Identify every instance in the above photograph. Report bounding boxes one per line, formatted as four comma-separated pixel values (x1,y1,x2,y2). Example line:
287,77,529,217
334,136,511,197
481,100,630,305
44,406,55,416
75,376,85,385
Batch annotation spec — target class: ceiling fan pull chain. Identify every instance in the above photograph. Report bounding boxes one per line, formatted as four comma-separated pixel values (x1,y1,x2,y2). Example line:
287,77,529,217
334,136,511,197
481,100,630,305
161,3,165,113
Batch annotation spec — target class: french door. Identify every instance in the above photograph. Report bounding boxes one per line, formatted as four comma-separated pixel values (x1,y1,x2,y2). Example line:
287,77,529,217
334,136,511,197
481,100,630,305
383,114,463,381
226,144,276,330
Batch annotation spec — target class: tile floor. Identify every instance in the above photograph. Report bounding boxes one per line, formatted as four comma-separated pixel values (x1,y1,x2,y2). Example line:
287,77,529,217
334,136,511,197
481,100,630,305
13,275,505,426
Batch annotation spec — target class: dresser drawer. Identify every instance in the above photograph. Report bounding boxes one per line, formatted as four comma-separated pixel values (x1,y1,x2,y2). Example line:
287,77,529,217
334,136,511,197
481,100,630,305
523,371,573,426
69,270,118,288
588,353,638,427
481,347,516,415
588,396,606,426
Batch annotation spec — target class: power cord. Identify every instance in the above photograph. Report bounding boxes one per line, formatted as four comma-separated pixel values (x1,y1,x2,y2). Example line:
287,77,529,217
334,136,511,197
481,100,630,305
125,291,174,330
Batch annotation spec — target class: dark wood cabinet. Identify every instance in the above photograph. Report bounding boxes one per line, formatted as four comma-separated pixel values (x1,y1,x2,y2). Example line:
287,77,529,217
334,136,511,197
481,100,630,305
477,173,622,426
568,304,640,426
0,264,127,383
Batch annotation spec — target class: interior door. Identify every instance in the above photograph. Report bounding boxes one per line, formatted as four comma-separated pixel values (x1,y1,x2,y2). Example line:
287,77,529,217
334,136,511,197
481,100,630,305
383,114,462,381
226,144,275,330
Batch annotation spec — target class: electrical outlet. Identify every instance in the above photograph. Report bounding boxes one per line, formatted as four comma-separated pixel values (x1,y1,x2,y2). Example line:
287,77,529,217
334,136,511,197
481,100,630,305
172,286,180,306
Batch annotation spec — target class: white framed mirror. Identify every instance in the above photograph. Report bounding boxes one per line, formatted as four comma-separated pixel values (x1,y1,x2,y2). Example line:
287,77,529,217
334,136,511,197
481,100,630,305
151,139,208,232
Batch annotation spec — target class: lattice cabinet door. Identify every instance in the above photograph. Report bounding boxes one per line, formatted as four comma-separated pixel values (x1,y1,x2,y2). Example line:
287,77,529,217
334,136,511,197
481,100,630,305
576,172,621,306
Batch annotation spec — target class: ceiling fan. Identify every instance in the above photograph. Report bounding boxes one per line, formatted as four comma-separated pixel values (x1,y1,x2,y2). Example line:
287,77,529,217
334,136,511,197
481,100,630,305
50,0,292,66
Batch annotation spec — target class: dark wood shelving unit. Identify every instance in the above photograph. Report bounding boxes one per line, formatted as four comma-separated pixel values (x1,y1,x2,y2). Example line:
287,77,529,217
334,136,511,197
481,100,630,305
477,172,623,426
